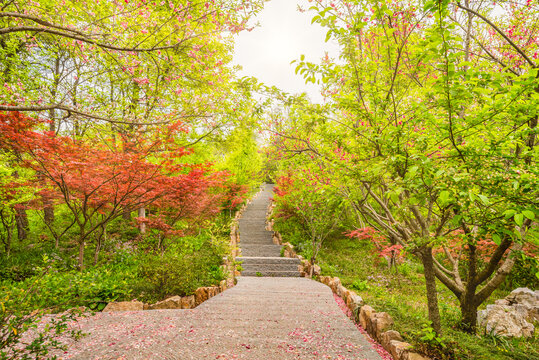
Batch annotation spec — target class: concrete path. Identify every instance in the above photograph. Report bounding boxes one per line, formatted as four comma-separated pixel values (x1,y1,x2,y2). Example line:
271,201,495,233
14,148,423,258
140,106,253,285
51,184,383,359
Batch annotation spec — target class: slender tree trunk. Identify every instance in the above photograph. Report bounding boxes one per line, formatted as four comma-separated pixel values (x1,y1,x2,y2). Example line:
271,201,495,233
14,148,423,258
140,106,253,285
138,207,146,234
12,171,29,241
0,212,13,256
38,171,55,229
78,233,85,269
44,205,55,227
420,247,442,334
6,226,12,257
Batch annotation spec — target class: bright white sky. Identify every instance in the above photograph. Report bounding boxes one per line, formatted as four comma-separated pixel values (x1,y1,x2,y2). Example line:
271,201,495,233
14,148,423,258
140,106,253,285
232,0,341,103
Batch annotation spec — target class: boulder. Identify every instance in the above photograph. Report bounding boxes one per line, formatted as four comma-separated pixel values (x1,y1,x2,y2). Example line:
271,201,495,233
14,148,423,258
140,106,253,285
408,352,430,360
506,288,539,322
349,293,364,307
478,304,534,337
347,293,364,319
103,301,144,312
181,295,195,309
389,340,412,360
195,287,208,305
331,277,342,294
336,283,346,298
312,265,321,276
220,280,227,292
359,305,375,330
147,296,182,310
478,287,538,338
380,330,403,352
506,287,539,308
373,312,394,340
303,262,312,277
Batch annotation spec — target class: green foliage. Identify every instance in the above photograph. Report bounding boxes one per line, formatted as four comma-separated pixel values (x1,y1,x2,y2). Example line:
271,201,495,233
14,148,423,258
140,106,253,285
416,322,448,348
350,279,370,292
1,261,135,313
503,252,539,290
217,126,264,191
135,235,227,302
0,269,85,360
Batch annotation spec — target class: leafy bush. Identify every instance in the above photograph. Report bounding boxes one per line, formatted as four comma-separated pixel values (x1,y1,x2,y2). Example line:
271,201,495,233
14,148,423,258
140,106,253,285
134,235,227,302
1,260,135,313
0,268,84,360
350,279,370,292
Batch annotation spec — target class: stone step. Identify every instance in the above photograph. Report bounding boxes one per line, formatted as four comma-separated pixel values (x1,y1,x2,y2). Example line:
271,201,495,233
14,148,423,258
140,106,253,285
239,229,274,234
240,245,282,257
241,263,300,273
236,257,300,265
239,236,275,243
240,271,301,277
239,239,275,247
239,238,275,244
240,230,273,233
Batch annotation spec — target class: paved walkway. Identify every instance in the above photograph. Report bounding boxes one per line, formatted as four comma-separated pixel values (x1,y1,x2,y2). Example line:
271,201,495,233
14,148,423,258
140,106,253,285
52,185,383,359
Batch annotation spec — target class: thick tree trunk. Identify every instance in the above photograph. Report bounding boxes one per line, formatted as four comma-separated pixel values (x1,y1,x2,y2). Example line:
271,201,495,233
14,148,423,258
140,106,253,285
44,204,55,228
15,207,29,241
460,297,479,333
420,247,442,334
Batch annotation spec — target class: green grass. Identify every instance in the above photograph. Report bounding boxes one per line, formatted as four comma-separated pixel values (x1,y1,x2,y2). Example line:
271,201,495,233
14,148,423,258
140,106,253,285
274,219,538,360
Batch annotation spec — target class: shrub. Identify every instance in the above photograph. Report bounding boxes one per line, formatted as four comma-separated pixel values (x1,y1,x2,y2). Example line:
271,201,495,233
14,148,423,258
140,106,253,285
135,238,226,302
0,268,84,360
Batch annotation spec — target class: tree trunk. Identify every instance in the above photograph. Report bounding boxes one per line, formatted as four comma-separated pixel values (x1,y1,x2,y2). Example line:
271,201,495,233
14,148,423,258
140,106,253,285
460,296,478,333
94,226,106,266
0,212,13,256
420,247,442,334
12,171,29,241
44,204,55,228
78,239,85,269
138,207,146,234
15,207,29,241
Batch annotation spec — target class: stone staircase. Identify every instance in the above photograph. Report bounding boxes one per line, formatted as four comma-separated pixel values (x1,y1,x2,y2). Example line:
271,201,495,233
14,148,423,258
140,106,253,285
237,184,300,277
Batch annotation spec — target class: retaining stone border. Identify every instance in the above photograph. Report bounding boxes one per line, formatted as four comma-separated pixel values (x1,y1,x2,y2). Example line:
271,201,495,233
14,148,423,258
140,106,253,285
267,202,430,360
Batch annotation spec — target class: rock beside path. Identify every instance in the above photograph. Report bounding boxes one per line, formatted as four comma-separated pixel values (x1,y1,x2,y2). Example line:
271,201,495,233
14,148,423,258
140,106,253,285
103,300,144,312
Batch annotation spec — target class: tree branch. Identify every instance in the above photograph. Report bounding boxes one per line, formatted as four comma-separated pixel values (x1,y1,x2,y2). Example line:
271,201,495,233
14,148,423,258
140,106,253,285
456,3,537,68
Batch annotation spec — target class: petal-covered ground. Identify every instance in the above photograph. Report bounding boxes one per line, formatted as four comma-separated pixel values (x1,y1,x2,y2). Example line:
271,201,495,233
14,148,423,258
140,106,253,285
50,277,383,360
